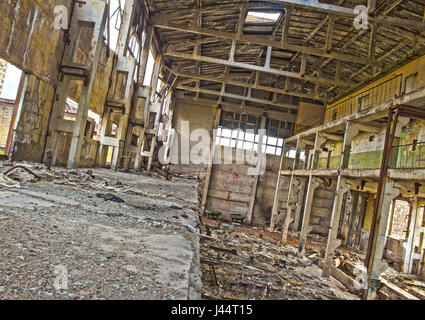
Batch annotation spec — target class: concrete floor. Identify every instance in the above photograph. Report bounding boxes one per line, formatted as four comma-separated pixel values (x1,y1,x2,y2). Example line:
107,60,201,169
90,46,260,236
0,162,365,300
0,163,201,300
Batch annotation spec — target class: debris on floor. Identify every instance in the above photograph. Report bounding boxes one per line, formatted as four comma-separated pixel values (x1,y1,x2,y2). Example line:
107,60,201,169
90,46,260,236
0,161,202,300
199,224,359,300
380,268,425,300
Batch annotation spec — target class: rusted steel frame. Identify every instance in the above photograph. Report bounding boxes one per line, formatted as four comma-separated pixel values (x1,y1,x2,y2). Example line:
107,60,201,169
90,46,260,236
364,104,399,274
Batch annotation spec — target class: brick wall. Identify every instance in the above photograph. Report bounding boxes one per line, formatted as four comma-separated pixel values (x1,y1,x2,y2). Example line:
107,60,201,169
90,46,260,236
0,99,14,148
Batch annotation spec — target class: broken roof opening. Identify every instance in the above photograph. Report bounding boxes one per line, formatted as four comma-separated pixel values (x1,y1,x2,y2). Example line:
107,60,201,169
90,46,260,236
245,11,281,24
244,10,282,34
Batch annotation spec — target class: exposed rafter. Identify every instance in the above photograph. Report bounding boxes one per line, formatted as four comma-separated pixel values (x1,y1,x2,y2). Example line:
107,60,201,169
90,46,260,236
165,49,350,87
176,84,299,111
174,70,326,102
152,13,381,67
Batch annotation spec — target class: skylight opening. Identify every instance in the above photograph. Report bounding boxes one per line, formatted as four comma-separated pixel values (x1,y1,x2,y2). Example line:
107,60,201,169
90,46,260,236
245,11,281,24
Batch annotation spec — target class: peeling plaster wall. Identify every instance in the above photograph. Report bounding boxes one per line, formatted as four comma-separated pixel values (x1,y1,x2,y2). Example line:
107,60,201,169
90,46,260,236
1,0,114,165
309,186,335,236
10,75,55,162
0,0,72,84
252,154,281,226
207,148,254,218
171,98,217,177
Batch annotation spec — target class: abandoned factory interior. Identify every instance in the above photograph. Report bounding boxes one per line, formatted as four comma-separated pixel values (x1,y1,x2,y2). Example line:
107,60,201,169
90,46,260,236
3,0,425,302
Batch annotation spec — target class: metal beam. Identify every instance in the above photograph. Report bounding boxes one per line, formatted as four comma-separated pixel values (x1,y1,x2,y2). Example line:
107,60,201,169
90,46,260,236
177,95,296,122
152,14,378,66
176,84,299,111
269,0,425,31
165,50,349,87
175,70,326,101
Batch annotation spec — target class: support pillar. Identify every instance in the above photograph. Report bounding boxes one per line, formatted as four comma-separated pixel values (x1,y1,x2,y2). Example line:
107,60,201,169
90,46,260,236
269,144,291,231
298,176,320,255
67,1,108,168
282,176,301,242
200,106,221,214
322,120,358,277
292,180,307,232
123,25,153,168
247,116,266,225
366,179,400,299
98,0,137,170
322,177,351,278
403,199,419,274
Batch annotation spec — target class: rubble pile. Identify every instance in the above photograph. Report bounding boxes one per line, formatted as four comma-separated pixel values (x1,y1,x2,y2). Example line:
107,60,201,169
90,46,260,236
0,162,202,300
200,226,359,300
380,269,425,299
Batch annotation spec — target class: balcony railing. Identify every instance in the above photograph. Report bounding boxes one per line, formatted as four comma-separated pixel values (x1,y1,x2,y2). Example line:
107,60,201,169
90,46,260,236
293,75,403,135
390,140,425,169
325,74,403,123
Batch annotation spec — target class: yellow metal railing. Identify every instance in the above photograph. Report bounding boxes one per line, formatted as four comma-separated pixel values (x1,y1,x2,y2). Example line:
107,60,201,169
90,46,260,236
325,74,403,123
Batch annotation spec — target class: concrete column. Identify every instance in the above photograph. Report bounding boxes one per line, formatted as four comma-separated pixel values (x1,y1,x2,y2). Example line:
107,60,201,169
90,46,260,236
270,144,292,231
133,87,151,169
322,120,359,277
292,180,307,232
345,191,359,247
67,1,108,168
124,26,153,167
200,107,221,214
341,121,360,169
366,179,400,299
247,116,267,225
403,199,419,274
322,177,351,278
145,56,162,172
298,177,320,255
115,0,136,57
282,176,301,242
293,136,303,170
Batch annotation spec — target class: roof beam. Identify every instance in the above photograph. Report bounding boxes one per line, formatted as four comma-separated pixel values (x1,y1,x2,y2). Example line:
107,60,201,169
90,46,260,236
269,0,425,31
177,95,296,122
152,13,379,66
165,50,350,87
176,84,299,113
176,70,326,101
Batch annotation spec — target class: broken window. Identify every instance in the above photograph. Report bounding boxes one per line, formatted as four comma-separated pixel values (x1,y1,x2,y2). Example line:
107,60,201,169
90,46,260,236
0,59,22,100
216,111,291,156
143,51,155,87
87,110,102,140
0,58,23,156
390,200,411,241
65,98,79,121
106,0,126,51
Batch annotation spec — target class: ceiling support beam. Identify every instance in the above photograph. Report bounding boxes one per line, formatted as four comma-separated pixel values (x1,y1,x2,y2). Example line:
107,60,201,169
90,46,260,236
165,50,349,88
269,0,425,31
177,95,296,122
325,15,335,53
152,14,379,66
176,84,299,111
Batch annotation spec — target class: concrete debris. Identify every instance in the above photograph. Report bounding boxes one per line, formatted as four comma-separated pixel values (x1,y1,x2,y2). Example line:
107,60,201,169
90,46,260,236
96,193,125,203
199,225,359,300
380,268,425,300
0,162,201,300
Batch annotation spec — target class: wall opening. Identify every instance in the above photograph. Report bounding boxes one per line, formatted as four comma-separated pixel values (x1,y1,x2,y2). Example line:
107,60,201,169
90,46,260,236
0,58,23,156
390,200,411,241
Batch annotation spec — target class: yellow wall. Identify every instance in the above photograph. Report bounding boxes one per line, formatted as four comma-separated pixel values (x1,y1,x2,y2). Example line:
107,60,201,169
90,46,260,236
326,54,425,122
